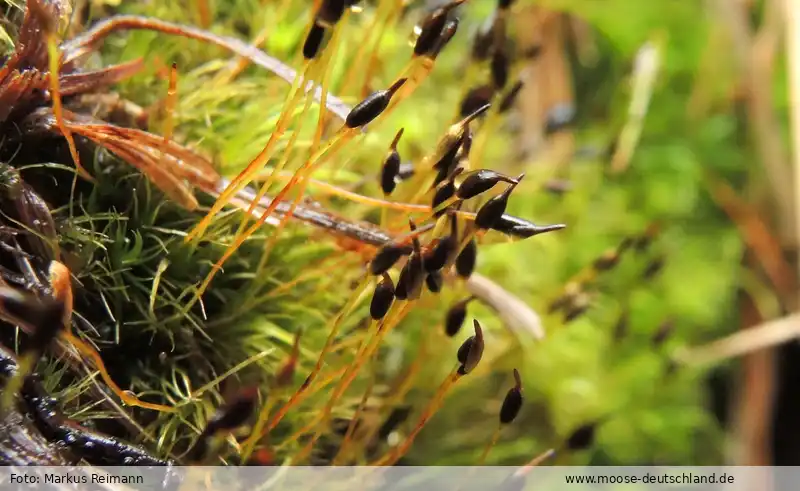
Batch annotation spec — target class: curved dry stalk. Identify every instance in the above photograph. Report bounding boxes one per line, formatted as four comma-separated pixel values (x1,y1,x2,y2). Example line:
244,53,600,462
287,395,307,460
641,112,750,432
676,313,800,366
60,15,352,122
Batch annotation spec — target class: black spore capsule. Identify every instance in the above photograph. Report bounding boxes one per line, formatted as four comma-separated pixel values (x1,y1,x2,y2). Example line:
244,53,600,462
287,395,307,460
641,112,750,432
414,0,463,56
204,387,259,435
491,46,509,89
565,422,597,451
472,25,494,61
490,215,566,239
457,320,484,375
303,21,327,60
544,103,577,135
498,0,516,10
394,221,426,300
460,85,495,118
499,80,524,113
475,174,524,229
434,105,490,177
433,133,463,174
370,274,395,320
317,0,346,25
379,406,413,438
592,250,620,272
425,213,459,272
380,128,404,195
380,161,398,195
455,238,477,278
456,169,518,200
445,295,475,337
346,78,407,128
369,243,413,275
499,369,523,424
394,254,425,300
430,18,460,58
431,168,462,216
425,270,443,293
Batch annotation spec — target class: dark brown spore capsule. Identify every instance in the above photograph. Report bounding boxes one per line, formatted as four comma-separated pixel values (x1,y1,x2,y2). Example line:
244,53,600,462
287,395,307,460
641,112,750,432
456,336,473,365
346,78,407,128
651,320,674,347
592,250,620,272
425,236,455,272
445,295,475,337
472,25,494,61
369,243,413,275
563,303,589,323
378,406,413,438
430,18,460,58
456,169,518,200
642,256,665,280
425,270,443,293
380,155,399,195
433,132,463,174
498,0,515,10
317,0,346,25
413,2,453,56
490,215,566,239
544,103,577,135
425,213,459,272
435,106,489,177
303,21,327,60
491,46,509,89
500,369,523,424
203,387,258,436
455,238,477,278
499,80,524,113
431,177,457,216
394,221,426,300
566,422,597,451
394,254,425,300
370,274,395,320
380,129,404,195
475,174,523,229
457,320,484,375
460,85,495,118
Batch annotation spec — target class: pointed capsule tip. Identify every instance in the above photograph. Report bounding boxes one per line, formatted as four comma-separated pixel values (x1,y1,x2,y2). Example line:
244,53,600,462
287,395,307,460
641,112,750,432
463,103,492,124
389,78,407,95
473,319,483,338
513,368,522,390
391,128,405,149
